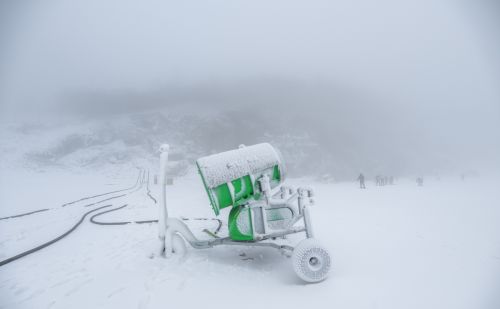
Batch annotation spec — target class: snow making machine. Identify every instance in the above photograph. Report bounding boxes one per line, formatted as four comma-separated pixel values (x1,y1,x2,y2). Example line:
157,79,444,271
157,143,331,282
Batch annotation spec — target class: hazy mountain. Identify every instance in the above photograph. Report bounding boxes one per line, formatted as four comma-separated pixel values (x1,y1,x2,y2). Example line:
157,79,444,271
2,80,497,180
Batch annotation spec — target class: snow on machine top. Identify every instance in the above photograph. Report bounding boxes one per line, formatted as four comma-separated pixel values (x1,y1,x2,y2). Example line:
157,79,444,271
196,143,284,189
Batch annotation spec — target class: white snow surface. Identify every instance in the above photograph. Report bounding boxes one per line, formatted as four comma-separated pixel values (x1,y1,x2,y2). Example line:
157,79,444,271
1,168,499,309
196,143,281,188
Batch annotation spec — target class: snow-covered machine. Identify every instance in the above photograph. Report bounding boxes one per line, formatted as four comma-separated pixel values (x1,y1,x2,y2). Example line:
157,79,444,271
157,143,331,283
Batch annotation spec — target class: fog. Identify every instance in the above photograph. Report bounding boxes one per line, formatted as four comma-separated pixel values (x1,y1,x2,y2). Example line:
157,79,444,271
2,2,500,307
1,0,499,178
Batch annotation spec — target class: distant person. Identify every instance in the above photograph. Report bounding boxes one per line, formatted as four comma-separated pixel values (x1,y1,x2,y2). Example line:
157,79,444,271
357,173,366,189
375,175,381,186
416,177,424,186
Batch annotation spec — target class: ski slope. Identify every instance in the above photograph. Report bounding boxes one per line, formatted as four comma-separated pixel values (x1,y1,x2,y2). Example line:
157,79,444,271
0,168,499,309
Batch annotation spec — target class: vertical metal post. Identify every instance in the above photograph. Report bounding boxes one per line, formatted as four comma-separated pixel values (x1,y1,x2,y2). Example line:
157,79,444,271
298,188,314,238
158,144,170,254
302,206,314,238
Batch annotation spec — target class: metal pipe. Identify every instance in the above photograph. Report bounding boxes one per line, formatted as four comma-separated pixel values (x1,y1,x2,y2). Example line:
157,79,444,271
165,218,214,256
158,144,170,254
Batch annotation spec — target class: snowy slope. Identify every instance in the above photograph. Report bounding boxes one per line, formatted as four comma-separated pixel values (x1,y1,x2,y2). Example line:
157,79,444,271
2,106,480,182
0,167,499,309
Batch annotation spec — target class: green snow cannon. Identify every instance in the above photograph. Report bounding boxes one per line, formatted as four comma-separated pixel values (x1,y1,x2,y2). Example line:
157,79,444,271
196,143,285,216
162,143,330,282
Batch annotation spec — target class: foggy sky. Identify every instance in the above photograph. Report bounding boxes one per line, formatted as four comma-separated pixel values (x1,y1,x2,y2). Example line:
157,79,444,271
1,0,499,174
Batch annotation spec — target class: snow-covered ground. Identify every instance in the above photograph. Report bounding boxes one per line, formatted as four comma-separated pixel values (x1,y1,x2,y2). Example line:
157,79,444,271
0,168,499,309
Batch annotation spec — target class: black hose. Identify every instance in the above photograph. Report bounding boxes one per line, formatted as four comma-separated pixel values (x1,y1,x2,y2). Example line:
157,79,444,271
90,204,157,225
0,204,115,267
145,170,157,204
0,208,50,221
90,204,223,233
0,170,147,266
62,169,144,207
90,204,133,225
83,194,127,207
0,168,223,267
0,170,143,221
0,179,145,266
